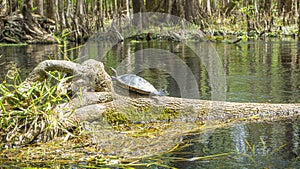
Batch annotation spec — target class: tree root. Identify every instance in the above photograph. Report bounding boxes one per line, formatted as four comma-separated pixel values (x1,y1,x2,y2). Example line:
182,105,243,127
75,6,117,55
0,14,56,43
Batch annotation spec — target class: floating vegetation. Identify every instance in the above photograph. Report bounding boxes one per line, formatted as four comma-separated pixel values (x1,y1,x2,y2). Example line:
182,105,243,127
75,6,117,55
0,126,234,168
0,66,77,148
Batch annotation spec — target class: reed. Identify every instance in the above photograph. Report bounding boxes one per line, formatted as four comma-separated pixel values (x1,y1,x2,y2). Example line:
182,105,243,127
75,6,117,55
0,66,77,148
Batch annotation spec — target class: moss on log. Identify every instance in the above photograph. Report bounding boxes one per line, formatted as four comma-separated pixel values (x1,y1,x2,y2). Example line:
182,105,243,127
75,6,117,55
23,59,300,125
3,58,299,157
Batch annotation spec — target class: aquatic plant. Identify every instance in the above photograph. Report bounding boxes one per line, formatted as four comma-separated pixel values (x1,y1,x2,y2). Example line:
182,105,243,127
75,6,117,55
236,137,295,168
0,66,77,148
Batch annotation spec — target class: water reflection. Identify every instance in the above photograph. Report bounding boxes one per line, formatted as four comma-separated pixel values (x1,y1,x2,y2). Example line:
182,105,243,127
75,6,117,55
0,44,78,81
1,39,299,102
219,39,300,103
1,39,300,168
106,41,226,100
0,45,53,80
101,39,300,103
165,119,300,168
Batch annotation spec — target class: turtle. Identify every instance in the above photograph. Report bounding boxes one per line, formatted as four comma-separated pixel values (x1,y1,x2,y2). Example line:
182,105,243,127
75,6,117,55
110,67,164,96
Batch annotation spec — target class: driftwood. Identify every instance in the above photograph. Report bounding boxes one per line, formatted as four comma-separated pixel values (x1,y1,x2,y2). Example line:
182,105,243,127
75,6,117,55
21,59,300,157
24,59,300,124
25,59,113,92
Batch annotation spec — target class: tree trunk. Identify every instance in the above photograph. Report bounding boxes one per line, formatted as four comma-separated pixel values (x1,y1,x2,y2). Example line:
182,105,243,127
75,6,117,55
277,0,284,14
45,0,56,20
166,0,173,14
126,0,130,18
76,0,84,15
132,0,145,13
205,0,211,16
34,0,44,16
145,0,164,12
185,0,195,21
295,0,298,13
178,0,184,18
96,0,104,31
284,0,293,25
8,0,18,15
91,0,95,15
132,0,146,28
22,0,34,24
58,0,66,32
113,0,118,17
298,2,300,37
224,0,240,16
104,0,109,18
0,0,7,15
65,0,72,29
74,0,86,41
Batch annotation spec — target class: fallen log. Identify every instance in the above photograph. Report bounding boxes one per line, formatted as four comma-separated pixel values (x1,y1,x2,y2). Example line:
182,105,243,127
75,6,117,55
21,59,300,157
23,59,300,125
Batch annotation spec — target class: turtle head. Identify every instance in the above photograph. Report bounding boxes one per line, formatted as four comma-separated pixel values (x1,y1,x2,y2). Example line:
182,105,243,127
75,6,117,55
157,89,167,96
110,67,118,80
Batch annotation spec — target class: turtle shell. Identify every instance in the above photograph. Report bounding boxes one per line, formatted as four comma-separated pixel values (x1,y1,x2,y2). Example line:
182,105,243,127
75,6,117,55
116,74,159,95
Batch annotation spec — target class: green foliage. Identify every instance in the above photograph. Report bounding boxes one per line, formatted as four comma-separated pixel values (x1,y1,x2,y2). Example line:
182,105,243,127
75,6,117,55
104,110,129,125
236,138,290,168
0,66,74,147
239,5,255,17
32,6,37,12
160,108,179,120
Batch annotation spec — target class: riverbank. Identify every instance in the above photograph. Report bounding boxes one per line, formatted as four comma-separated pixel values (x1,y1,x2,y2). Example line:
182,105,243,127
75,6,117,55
1,12,299,44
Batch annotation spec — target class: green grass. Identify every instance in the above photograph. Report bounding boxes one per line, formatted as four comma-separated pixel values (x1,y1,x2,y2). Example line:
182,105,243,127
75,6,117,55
0,66,77,148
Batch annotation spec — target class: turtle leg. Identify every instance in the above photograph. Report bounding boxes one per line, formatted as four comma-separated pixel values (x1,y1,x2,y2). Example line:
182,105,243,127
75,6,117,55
149,92,160,103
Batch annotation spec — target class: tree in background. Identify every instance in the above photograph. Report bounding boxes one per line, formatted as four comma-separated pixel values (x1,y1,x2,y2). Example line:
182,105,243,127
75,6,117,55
1,0,300,43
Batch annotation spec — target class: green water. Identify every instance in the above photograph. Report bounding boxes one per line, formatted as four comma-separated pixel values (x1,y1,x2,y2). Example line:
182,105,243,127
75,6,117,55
1,39,299,102
157,118,300,168
98,38,300,103
0,38,300,168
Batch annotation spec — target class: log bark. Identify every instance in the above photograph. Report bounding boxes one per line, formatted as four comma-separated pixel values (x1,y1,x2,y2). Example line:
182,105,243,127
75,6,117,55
24,59,300,126
69,91,300,124
25,59,113,93
18,59,300,157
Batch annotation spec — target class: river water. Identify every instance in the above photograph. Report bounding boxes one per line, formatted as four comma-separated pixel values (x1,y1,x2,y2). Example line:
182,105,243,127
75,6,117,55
1,39,299,102
0,38,300,168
